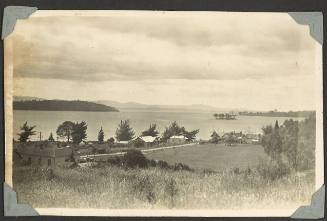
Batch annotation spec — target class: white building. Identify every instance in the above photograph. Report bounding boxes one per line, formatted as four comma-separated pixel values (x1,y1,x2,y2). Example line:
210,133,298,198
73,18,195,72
168,135,187,144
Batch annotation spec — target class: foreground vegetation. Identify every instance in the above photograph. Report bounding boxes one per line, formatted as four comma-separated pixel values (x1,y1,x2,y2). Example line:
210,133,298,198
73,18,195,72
13,163,314,209
13,114,316,209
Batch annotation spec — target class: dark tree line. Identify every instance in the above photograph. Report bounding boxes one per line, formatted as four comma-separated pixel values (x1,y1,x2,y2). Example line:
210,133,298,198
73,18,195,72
14,100,119,112
261,114,316,171
17,120,199,144
239,110,315,118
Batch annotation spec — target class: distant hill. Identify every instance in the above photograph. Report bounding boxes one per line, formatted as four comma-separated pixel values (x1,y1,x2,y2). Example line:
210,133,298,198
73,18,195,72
13,96,244,113
14,100,119,112
95,100,236,113
14,96,45,101
239,110,315,118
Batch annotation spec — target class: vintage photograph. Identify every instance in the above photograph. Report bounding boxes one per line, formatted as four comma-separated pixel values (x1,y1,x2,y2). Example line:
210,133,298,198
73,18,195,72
4,10,323,216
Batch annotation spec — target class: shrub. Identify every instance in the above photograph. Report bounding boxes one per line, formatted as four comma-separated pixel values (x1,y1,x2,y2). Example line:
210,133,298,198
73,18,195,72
165,178,178,208
233,167,240,174
202,168,217,175
107,156,123,166
107,137,115,147
173,163,193,172
156,160,170,169
123,149,148,169
106,152,194,172
148,159,157,167
256,157,290,180
132,174,156,204
199,140,209,145
133,139,145,148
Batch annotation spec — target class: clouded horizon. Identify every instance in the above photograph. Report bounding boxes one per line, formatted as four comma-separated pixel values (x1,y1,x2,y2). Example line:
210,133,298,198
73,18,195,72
10,11,319,111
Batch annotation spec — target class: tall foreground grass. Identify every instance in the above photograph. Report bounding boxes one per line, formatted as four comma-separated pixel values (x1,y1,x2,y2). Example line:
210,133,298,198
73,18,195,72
13,165,314,209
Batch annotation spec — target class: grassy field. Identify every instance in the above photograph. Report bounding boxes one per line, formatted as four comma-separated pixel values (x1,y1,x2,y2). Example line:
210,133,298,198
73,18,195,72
145,143,266,171
13,143,315,210
13,165,314,209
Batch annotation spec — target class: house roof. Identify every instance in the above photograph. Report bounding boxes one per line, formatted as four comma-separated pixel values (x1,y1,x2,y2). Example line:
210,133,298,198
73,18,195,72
117,141,129,144
170,135,186,139
139,136,157,143
245,134,260,139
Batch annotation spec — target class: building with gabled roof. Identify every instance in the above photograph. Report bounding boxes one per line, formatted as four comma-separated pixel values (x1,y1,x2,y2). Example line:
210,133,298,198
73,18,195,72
14,141,75,168
132,136,159,148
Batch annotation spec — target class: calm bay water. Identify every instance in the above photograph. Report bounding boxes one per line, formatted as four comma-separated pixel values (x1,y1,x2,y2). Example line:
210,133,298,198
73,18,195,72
13,110,303,141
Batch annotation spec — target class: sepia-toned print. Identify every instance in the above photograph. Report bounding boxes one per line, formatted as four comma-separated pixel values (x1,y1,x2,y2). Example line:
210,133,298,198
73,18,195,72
4,11,323,216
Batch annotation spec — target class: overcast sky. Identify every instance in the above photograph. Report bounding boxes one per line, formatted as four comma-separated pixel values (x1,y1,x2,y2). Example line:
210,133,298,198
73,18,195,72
11,11,318,111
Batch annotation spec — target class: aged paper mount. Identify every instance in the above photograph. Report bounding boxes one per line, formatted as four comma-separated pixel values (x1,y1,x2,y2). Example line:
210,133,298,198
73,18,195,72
4,10,324,217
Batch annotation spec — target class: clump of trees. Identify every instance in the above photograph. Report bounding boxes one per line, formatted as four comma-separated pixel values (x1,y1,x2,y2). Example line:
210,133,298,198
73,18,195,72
262,121,282,162
209,131,220,144
123,149,148,168
18,119,199,145
107,137,115,145
107,149,194,172
17,121,36,142
261,114,316,173
56,121,88,144
213,113,236,120
183,129,200,141
142,124,159,137
224,133,238,146
239,110,315,118
161,121,199,142
56,121,74,142
115,120,135,141
72,121,88,144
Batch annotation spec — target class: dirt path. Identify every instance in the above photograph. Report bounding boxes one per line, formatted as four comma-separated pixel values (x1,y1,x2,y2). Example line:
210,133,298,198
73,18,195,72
79,142,198,160
142,142,199,154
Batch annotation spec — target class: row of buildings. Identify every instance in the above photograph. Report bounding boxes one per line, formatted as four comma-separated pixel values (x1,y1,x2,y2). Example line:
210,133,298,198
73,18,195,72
219,132,261,144
13,135,190,168
13,132,261,168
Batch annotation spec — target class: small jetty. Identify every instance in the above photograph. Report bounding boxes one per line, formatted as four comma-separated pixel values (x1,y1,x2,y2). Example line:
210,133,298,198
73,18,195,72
213,113,237,120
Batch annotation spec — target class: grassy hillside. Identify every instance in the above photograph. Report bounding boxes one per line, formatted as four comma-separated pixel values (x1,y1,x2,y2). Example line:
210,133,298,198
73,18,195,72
13,100,119,112
13,165,314,209
145,144,265,171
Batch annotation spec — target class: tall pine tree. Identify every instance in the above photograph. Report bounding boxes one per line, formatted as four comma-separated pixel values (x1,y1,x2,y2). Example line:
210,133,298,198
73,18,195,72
48,132,55,142
115,120,135,141
141,124,159,137
17,122,36,142
98,127,104,143
71,121,88,144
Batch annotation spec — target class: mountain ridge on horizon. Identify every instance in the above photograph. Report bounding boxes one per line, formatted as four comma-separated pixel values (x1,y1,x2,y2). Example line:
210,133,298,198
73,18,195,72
14,96,312,113
14,96,243,112
95,99,231,112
